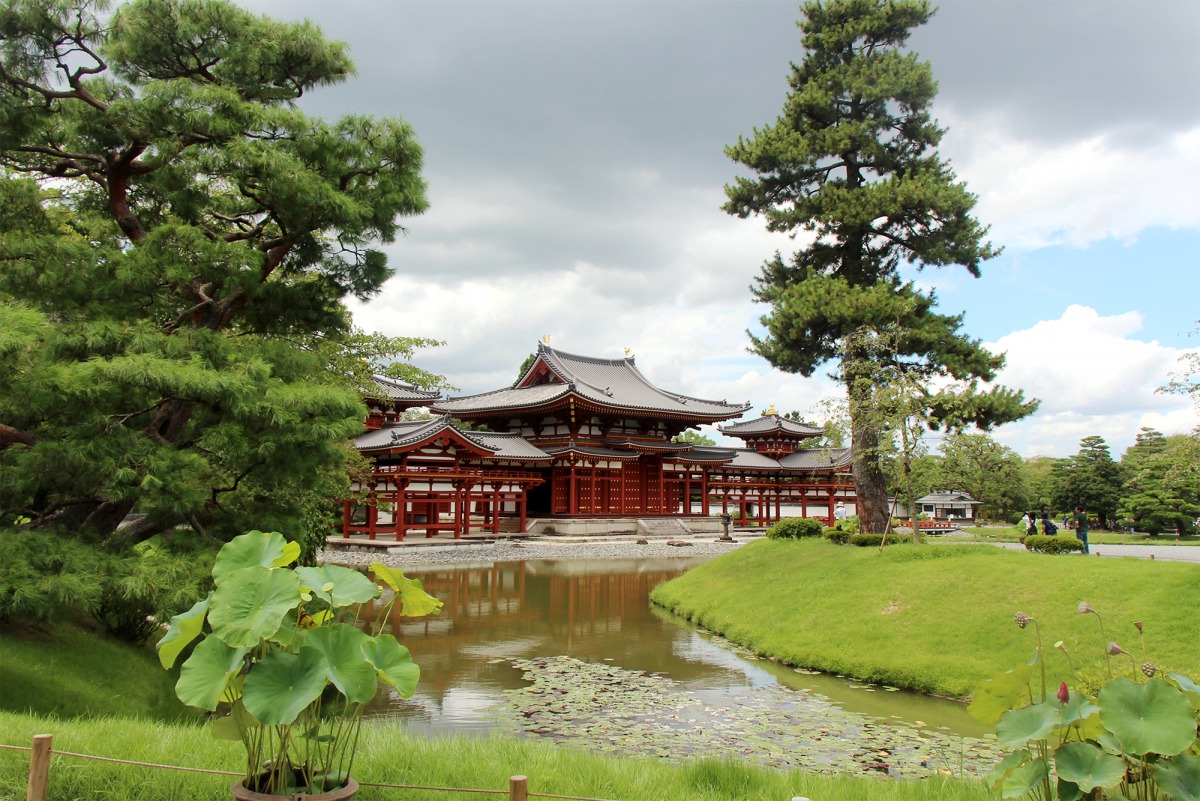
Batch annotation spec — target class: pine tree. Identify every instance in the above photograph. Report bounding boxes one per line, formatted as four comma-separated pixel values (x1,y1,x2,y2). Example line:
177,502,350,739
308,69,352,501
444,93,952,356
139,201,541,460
1053,436,1124,528
0,0,433,547
723,0,1035,532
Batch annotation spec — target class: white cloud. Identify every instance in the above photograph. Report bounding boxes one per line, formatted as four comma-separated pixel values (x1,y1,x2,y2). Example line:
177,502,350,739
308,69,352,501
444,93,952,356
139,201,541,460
988,306,1199,456
941,114,1200,251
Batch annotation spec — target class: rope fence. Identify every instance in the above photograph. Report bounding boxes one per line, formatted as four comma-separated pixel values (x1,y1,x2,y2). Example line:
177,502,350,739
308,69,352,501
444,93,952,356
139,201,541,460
4,735,622,801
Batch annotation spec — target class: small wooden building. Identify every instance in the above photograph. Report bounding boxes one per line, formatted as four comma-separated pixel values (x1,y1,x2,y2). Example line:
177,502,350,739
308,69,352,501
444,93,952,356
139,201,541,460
339,343,855,540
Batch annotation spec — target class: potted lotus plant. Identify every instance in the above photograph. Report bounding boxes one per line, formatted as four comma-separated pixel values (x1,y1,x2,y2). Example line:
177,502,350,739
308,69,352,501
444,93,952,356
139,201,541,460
156,530,442,799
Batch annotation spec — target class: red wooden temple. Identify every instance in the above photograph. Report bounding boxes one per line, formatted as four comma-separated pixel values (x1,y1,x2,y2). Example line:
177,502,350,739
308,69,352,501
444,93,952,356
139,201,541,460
340,342,854,540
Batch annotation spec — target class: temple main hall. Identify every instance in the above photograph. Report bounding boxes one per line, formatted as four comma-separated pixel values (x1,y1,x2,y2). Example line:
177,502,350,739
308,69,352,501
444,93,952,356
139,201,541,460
339,342,855,541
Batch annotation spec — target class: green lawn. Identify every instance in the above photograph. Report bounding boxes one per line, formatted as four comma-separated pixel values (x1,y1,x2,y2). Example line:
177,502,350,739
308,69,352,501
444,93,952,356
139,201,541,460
650,539,1200,699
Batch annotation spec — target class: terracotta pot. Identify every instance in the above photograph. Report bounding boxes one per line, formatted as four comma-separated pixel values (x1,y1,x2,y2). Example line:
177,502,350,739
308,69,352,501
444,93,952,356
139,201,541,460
230,777,359,801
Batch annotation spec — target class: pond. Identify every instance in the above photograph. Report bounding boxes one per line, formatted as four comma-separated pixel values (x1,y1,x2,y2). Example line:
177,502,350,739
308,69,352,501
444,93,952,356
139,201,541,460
363,555,1003,778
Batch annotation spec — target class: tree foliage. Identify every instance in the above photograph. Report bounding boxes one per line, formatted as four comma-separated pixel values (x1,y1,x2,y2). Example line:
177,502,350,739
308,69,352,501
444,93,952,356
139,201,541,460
0,0,433,547
936,432,1028,522
1117,430,1200,535
722,0,1035,532
1052,436,1123,527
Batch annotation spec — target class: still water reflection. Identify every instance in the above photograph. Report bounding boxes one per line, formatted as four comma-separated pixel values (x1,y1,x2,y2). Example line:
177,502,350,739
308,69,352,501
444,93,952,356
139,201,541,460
363,555,990,740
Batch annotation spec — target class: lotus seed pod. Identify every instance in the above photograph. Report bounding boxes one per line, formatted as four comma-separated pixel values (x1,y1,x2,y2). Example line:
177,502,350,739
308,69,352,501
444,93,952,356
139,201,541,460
1141,662,1157,677
1014,612,1030,629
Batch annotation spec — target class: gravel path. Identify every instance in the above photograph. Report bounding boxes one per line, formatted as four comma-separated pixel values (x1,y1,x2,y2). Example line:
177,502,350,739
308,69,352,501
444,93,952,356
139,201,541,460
320,536,751,568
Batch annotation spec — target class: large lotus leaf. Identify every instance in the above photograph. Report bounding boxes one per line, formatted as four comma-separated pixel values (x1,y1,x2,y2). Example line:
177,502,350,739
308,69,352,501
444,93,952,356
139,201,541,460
1000,756,1049,798
176,636,249,711
1157,753,1200,801
209,566,301,648
1056,778,1084,801
296,565,380,609
1060,690,1101,727
212,531,300,585
363,634,420,697
242,647,329,726
304,623,377,704
970,660,1037,725
987,749,1031,792
1099,678,1196,756
211,699,259,741
1169,673,1200,711
156,595,210,668
996,701,1062,747
1055,742,1127,791
371,563,444,618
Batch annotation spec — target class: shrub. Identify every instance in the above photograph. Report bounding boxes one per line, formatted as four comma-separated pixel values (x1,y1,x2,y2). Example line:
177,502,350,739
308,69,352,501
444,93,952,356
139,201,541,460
1024,534,1085,554
849,532,913,547
766,517,824,539
823,528,850,544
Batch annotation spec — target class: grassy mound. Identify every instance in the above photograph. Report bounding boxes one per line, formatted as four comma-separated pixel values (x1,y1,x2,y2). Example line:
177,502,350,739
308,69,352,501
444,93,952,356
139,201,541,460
650,539,1200,698
0,617,196,721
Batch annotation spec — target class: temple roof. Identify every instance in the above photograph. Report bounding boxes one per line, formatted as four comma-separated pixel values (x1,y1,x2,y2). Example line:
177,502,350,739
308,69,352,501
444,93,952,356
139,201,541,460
368,375,442,404
719,413,823,439
433,342,751,420
542,443,642,461
778,448,854,471
354,417,552,461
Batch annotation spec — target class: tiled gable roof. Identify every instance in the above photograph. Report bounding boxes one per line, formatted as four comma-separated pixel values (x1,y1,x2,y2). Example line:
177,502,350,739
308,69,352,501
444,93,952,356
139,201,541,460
719,414,823,438
435,342,750,420
368,374,442,403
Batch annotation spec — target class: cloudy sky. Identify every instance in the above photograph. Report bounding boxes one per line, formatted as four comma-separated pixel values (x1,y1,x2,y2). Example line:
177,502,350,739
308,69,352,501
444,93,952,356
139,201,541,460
244,0,1199,459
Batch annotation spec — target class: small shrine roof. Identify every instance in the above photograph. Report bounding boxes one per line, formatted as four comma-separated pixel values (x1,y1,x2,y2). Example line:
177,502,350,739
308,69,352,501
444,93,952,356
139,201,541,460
915,491,980,505
718,413,823,438
368,375,442,403
434,342,750,420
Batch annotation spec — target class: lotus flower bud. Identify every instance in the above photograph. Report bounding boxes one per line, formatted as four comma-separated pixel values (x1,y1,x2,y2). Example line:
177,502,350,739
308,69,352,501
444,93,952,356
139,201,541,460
1141,662,1157,677
1133,621,1143,633
1056,682,1070,704
1014,612,1031,629
1107,642,1127,656
1078,601,1094,615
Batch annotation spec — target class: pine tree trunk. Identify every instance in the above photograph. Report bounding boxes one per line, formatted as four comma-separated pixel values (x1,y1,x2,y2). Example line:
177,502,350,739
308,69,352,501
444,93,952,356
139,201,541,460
846,359,889,535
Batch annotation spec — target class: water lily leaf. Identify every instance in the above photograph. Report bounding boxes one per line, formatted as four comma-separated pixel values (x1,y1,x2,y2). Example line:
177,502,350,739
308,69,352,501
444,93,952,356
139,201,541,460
212,531,298,584
363,634,420,696
970,661,1036,724
1157,753,1200,801
1099,678,1196,756
295,565,379,609
370,563,443,617
209,566,301,648
1055,741,1127,790
243,647,328,725
156,595,210,668
304,623,377,704
176,636,249,711
996,701,1061,747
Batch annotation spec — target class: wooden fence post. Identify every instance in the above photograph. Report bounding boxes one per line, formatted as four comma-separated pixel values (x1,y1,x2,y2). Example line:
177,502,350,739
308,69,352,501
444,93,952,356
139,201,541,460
26,734,52,801
508,774,528,801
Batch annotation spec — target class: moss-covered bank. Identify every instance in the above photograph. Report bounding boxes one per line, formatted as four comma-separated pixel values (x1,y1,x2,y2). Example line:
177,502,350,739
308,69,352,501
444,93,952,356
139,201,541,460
649,540,1200,699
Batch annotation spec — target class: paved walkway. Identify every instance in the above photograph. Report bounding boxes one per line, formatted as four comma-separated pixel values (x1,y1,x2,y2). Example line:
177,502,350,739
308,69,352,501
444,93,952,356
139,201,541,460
984,541,1200,563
